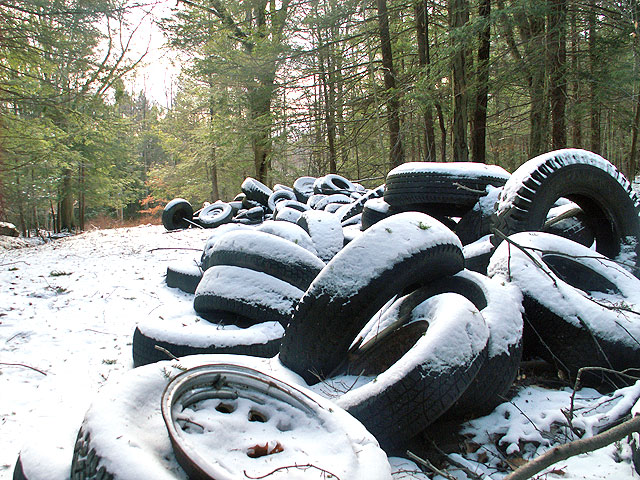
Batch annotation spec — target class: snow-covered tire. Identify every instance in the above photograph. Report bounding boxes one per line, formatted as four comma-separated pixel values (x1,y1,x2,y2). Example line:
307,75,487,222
312,193,352,211
488,232,640,386
384,162,510,216
161,363,390,479
232,206,264,224
204,230,325,290
241,177,272,206
293,176,316,202
194,265,303,327
541,205,595,247
492,149,640,266
267,189,297,212
166,262,202,294
313,174,356,195
256,220,317,255
354,269,523,419
361,197,394,230
336,184,385,223
279,212,464,384
162,199,193,231
13,456,29,480
70,356,391,480
200,224,252,271
196,202,234,228
296,210,344,262
331,294,489,452
132,313,283,367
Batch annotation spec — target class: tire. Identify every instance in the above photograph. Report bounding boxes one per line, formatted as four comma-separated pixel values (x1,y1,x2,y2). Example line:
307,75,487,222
488,231,640,387
355,269,523,418
232,206,265,224
162,199,194,231
194,265,303,327
462,235,495,275
267,189,297,212
71,356,390,480
161,364,389,480
331,293,489,452
492,149,640,267
166,262,202,294
256,219,317,255
384,162,510,216
296,209,344,262
336,184,385,223
454,185,503,245
200,224,252,271
293,176,316,203
361,198,394,230
312,193,352,211
313,174,357,195
132,314,283,367
196,202,234,228
241,177,273,206
541,204,595,247
13,456,28,480
204,229,325,290
274,206,303,224
279,212,464,384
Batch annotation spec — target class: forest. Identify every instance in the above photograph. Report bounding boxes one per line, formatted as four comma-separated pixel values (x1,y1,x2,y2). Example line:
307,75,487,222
1,0,639,235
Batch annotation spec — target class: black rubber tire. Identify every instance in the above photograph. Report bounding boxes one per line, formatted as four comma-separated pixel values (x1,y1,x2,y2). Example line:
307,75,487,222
384,162,510,216
313,174,357,195
354,269,523,419
256,219,317,254
492,149,640,266
132,321,282,367
241,177,273,206
267,189,297,212
200,224,252,271
336,184,385,223
361,198,394,230
13,456,28,480
462,235,495,275
541,206,595,247
313,193,352,211
293,176,316,202
279,212,464,384
334,293,489,452
296,209,344,262
166,262,203,294
162,198,194,231
194,265,303,327
232,206,265,224
488,231,640,387
197,202,234,228
204,229,325,290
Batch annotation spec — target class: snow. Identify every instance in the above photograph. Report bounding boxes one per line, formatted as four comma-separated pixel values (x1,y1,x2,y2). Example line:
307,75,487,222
488,231,640,347
387,161,510,179
1,224,640,479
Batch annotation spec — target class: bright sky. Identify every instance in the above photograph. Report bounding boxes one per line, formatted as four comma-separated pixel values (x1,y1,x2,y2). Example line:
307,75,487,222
124,0,181,108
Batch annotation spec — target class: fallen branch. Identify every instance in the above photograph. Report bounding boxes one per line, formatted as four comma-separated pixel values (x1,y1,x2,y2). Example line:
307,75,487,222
0,362,47,376
406,451,457,480
503,414,640,480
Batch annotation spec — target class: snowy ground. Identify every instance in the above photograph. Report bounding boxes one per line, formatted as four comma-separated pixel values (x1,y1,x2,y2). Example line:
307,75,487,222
1,224,639,479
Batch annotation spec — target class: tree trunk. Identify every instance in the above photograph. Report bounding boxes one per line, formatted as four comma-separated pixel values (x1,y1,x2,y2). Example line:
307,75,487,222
471,0,490,163
377,0,405,168
549,0,567,150
589,0,601,153
78,161,85,231
450,0,469,162
59,168,75,231
435,101,447,162
415,0,437,161
208,90,220,201
317,32,338,173
570,8,582,146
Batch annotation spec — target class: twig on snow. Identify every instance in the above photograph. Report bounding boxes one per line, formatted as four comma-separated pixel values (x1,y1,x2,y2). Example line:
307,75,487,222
148,247,202,252
406,451,457,480
243,464,340,479
503,414,640,480
428,441,486,480
0,362,47,376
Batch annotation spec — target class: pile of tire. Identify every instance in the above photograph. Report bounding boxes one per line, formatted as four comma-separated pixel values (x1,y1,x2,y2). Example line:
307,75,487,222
17,149,640,479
